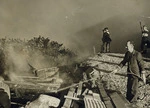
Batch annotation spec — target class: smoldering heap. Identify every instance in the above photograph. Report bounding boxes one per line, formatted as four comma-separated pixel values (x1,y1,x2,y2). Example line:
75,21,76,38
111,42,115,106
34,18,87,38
0,36,78,102
0,36,77,81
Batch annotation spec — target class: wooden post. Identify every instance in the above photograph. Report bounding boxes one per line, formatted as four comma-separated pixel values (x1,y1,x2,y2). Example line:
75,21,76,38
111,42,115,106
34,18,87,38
93,46,96,55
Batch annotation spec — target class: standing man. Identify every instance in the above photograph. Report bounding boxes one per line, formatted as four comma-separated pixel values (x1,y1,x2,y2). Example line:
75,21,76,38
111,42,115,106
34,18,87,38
113,40,146,105
101,27,112,53
140,25,149,54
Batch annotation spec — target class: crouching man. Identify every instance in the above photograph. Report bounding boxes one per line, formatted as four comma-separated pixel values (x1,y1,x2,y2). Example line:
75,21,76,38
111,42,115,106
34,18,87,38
0,76,11,108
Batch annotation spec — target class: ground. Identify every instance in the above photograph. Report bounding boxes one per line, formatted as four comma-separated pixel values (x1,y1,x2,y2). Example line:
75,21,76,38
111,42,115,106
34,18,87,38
85,53,150,107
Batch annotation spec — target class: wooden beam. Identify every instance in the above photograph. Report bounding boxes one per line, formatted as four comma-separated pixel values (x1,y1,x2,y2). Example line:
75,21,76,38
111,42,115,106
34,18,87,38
96,81,114,108
64,96,82,101
76,81,83,96
109,92,127,108
62,87,76,108
117,91,130,105
3,81,58,93
97,82,110,101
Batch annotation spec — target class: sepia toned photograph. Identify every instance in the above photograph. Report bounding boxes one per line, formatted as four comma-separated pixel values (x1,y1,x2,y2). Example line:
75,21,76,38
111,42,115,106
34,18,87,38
0,0,150,108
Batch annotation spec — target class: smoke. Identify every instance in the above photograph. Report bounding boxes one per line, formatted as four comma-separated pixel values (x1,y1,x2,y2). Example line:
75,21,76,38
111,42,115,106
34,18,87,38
4,43,54,81
0,0,149,57
2,38,77,81
4,44,30,81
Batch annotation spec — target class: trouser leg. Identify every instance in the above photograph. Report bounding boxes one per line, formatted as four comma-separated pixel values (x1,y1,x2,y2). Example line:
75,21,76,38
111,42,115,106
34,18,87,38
141,37,148,53
106,43,108,53
106,42,110,52
105,42,107,53
108,42,110,52
101,42,105,53
141,40,144,51
141,41,146,52
126,76,138,103
130,77,138,103
126,77,133,102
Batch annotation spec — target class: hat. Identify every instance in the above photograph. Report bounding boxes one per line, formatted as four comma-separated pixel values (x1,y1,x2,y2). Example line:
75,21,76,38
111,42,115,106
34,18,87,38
103,27,108,31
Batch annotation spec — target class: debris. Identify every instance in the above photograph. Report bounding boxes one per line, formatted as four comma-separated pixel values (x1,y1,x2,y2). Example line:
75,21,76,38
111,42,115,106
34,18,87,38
25,94,60,108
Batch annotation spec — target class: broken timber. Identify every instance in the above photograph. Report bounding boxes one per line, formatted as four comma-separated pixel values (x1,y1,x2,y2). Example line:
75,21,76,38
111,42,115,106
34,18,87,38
62,87,76,108
4,81,59,94
77,81,83,96
96,81,114,108
84,95,106,108
62,80,107,108
109,92,129,108
96,80,131,108
57,78,95,92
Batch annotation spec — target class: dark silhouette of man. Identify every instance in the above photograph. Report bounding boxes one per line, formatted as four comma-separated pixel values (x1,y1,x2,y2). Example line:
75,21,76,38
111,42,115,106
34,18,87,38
113,40,146,106
141,25,149,54
101,27,112,53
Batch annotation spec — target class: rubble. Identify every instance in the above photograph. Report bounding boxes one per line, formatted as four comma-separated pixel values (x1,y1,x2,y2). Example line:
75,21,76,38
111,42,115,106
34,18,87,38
25,94,60,108
86,53,150,107
0,36,149,107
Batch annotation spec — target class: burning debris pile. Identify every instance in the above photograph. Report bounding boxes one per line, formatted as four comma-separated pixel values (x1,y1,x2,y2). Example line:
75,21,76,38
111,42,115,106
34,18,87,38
86,53,150,107
0,36,78,107
0,36,77,80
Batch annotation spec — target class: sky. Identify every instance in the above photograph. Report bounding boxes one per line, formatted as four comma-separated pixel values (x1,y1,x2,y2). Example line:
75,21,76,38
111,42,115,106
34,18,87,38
0,0,150,55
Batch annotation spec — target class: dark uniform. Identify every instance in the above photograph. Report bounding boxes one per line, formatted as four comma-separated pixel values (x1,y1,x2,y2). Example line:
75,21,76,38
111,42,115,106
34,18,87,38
119,50,145,103
101,28,112,53
141,27,149,53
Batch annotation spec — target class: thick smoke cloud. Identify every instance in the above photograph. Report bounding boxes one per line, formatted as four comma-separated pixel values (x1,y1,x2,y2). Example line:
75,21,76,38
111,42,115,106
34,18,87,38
0,0,149,56
4,43,57,81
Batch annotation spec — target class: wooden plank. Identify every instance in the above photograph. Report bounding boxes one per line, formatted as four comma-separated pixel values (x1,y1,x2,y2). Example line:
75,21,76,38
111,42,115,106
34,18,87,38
84,94,106,108
77,81,83,96
117,91,130,105
57,78,94,92
36,67,59,78
93,93,107,108
104,100,114,108
96,81,114,108
71,93,79,108
97,82,110,101
64,96,81,101
62,87,76,108
4,81,59,90
109,92,127,108
15,76,39,79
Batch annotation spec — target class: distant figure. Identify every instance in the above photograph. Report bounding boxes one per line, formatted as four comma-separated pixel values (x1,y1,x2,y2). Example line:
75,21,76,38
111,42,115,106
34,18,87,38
101,27,112,53
0,76,11,108
0,44,5,76
112,40,146,106
140,24,149,54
